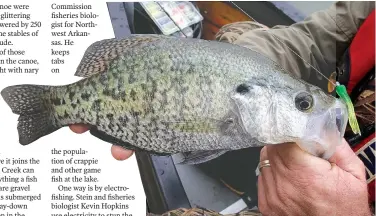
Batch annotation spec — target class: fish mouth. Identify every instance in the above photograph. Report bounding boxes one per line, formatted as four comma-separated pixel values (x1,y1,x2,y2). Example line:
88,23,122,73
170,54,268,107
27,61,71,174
298,98,349,159
317,99,348,150
334,99,348,140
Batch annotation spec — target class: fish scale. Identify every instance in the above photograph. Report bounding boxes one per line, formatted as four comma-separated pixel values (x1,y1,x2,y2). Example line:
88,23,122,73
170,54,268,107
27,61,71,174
1,34,348,164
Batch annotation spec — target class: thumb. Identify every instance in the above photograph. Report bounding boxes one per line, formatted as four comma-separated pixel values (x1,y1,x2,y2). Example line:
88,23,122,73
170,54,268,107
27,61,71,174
328,138,366,181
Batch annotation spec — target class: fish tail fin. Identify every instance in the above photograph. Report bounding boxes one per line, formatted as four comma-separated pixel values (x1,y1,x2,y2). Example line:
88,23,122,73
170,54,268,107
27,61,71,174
1,84,59,145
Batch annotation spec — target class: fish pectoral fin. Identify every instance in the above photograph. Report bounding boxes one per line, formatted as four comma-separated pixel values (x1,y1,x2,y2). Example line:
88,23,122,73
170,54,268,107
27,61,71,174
176,150,228,165
89,127,137,151
74,34,173,78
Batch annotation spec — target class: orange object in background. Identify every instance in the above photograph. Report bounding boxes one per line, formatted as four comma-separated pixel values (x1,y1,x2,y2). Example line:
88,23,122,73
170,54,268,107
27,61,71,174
202,21,220,41
196,1,252,40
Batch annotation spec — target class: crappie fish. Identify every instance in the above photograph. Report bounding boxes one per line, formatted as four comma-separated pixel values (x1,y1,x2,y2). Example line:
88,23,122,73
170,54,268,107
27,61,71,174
1,34,348,164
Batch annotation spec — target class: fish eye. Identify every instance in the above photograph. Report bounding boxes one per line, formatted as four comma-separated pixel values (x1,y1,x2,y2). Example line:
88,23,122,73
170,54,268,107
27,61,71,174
295,92,313,112
236,84,250,94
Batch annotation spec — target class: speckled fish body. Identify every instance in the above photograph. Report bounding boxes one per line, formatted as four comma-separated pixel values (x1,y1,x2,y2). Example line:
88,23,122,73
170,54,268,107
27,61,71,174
1,35,348,164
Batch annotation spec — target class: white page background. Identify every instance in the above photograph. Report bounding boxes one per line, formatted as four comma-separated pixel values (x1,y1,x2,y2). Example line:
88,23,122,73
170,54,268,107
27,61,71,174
0,1,146,215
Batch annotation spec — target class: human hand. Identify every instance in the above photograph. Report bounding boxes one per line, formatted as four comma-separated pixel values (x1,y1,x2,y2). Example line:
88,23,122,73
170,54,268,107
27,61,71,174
257,139,371,216
69,124,134,161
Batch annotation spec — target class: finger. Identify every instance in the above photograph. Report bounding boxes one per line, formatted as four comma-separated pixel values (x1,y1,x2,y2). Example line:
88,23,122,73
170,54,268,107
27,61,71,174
259,146,273,179
111,145,134,161
257,174,270,215
268,143,331,173
69,124,90,134
328,138,366,180
258,147,272,214
258,147,276,204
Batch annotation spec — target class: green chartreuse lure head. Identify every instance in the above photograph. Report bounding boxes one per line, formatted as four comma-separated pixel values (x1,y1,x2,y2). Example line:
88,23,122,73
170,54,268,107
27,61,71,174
335,82,361,135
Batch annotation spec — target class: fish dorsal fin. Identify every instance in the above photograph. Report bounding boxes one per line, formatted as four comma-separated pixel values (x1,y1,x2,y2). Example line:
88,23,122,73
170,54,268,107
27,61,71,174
74,34,173,78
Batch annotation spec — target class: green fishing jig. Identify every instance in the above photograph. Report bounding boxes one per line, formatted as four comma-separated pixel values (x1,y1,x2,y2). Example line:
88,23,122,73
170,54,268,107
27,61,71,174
335,82,361,135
